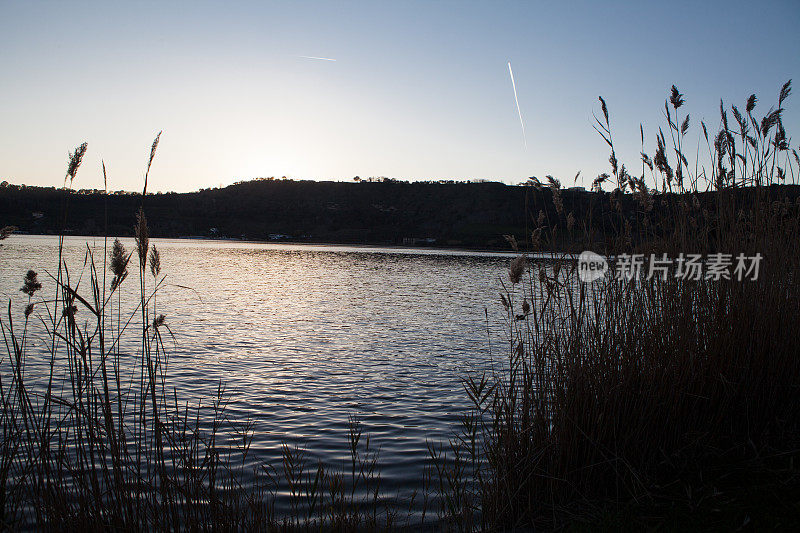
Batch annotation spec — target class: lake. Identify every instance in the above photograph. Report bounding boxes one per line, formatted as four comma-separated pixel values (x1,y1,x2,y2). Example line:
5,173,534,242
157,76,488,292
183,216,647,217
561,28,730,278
0,235,525,515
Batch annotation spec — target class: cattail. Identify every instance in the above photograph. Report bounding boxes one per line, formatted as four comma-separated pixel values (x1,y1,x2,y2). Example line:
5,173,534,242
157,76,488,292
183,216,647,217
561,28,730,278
21,270,42,296
509,255,527,284
521,299,530,315
135,208,149,266
149,245,161,278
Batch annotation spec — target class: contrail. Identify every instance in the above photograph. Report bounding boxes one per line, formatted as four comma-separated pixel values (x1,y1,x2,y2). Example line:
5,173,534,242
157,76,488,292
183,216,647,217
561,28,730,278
299,55,337,62
507,61,527,149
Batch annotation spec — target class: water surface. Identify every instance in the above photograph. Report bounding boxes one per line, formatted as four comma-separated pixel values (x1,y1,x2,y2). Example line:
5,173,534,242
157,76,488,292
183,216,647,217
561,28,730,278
1,235,523,511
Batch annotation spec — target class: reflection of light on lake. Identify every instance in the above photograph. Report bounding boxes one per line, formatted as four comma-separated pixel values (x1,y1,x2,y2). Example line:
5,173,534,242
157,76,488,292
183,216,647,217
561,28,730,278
0,235,530,514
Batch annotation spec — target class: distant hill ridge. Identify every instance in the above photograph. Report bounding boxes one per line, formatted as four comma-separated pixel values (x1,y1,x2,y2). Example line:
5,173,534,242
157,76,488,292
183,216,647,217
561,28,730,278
2,179,798,250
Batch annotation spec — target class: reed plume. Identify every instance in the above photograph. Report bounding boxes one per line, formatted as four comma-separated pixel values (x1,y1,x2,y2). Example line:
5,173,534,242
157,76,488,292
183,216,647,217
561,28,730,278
109,238,129,290
508,255,526,284
66,142,87,185
149,245,161,278
444,80,800,531
20,270,42,296
135,207,149,265
0,225,18,240
142,131,162,196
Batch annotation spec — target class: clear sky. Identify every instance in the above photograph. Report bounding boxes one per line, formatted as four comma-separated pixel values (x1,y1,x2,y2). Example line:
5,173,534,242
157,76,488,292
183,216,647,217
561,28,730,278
1,0,798,193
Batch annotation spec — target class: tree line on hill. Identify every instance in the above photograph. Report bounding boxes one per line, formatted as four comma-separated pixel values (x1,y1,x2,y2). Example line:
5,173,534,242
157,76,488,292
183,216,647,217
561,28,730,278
1,178,797,251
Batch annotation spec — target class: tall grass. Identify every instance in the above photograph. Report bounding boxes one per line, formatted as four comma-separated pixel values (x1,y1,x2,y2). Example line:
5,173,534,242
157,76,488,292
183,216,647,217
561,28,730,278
443,81,800,529
0,138,426,530
2,82,799,530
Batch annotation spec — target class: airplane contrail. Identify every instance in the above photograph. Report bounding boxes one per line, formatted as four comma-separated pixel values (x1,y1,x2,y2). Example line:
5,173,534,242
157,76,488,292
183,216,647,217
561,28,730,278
299,55,337,62
507,61,527,149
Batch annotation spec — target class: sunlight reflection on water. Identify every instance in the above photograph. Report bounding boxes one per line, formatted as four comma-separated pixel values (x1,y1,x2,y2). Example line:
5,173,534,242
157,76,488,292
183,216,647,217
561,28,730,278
1,235,527,511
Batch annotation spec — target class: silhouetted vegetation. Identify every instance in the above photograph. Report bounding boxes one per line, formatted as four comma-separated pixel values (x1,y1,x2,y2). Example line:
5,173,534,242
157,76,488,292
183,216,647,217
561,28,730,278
4,176,800,251
2,81,800,530
436,81,800,530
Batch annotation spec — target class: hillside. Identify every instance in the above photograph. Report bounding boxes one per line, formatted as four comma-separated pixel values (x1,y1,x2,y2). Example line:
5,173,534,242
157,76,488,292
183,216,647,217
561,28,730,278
2,179,798,250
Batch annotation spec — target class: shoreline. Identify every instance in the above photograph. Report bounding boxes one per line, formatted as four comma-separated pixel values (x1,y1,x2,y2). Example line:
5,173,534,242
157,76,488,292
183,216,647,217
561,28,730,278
9,231,528,257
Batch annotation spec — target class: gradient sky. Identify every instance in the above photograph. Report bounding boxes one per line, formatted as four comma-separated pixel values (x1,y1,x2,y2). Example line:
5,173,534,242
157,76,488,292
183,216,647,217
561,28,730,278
1,0,799,193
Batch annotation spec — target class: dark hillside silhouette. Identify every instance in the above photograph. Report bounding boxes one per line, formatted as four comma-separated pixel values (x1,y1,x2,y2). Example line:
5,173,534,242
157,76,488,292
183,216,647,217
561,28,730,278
2,179,798,250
